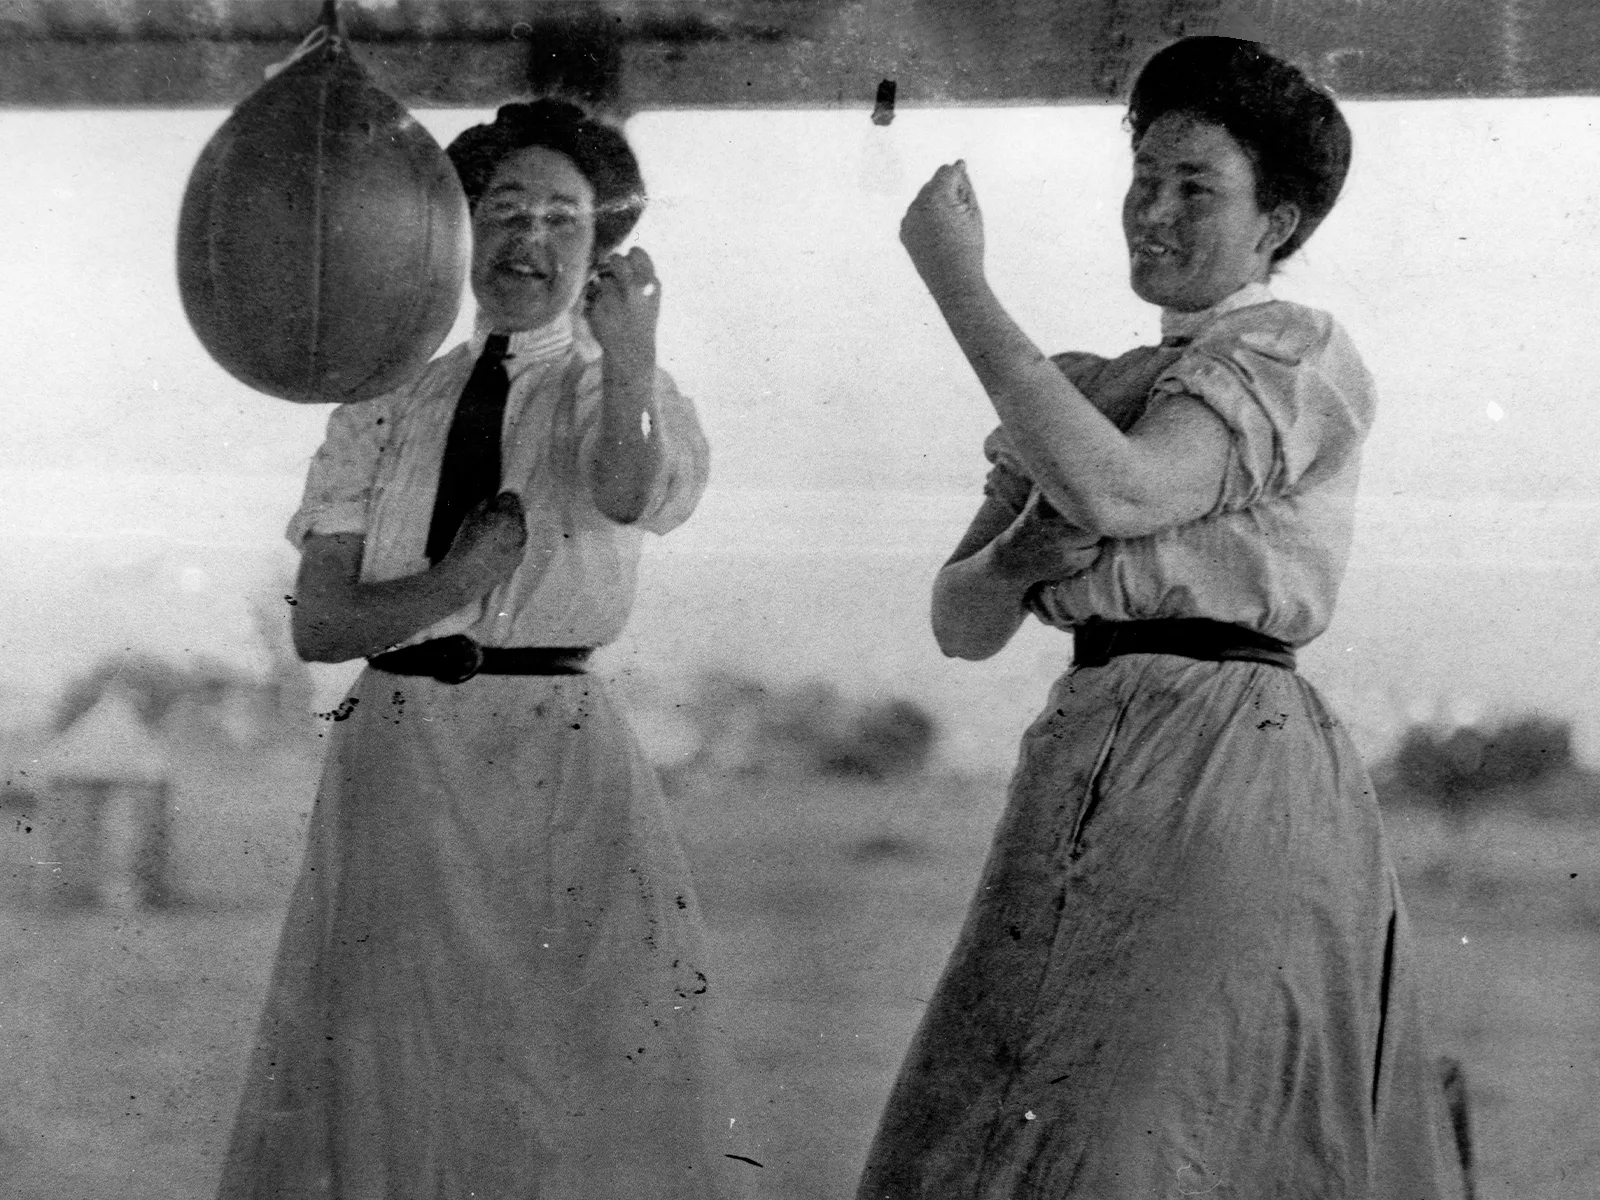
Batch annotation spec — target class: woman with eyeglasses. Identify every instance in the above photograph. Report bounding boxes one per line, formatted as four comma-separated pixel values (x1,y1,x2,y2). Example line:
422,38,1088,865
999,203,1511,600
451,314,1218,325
218,100,739,1199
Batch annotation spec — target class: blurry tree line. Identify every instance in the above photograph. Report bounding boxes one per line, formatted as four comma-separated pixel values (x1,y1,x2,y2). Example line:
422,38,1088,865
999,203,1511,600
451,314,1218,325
38,624,1600,820
47,598,313,749
44,651,939,782
665,670,939,783
1374,713,1597,821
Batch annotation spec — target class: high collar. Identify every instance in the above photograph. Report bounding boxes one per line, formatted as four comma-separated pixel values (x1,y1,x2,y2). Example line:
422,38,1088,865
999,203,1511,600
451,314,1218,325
471,311,575,369
1159,281,1274,346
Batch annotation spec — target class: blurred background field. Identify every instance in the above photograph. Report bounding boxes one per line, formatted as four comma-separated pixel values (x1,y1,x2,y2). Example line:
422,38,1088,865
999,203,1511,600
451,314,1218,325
1,661,1598,1199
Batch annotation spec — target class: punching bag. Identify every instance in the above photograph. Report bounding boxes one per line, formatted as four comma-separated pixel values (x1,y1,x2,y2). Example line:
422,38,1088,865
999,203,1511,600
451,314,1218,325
177,4,468,404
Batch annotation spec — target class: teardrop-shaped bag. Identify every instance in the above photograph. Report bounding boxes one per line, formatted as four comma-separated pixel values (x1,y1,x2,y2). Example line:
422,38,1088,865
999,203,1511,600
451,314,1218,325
177,28,469,404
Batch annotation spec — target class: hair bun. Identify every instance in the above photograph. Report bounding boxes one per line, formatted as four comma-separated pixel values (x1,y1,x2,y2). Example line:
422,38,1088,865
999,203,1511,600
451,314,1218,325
1128,36,1352,261
447,97,646,253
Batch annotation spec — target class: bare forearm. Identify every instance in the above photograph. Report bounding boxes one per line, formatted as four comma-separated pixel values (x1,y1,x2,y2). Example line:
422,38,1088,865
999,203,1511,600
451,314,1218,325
902,162,1225,538
292,541,491,663
931,543,1034,660
930,281,1157,532
589,361,664,524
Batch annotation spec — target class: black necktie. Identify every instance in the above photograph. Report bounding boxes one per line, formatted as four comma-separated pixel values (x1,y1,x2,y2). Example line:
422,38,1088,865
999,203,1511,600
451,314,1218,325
425,333,511,564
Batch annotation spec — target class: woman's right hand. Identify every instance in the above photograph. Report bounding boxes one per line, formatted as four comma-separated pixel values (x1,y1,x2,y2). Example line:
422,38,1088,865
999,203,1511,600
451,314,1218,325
989,489,1104,584
445,491,528,591
291,496,533,665
901,161,986,299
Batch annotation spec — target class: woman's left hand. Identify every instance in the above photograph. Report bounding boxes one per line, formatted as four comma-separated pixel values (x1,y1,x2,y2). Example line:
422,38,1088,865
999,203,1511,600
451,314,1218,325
989,489,1104,583
900,161,986,297
586,247,660,379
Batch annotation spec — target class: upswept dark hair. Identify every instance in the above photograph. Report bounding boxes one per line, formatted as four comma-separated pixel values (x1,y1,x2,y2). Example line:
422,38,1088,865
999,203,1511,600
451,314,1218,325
446,98,646,254
1128,37,1352,261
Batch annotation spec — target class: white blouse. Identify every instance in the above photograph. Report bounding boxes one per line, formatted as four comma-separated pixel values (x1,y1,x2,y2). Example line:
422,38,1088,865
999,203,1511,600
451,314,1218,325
287,314,710,650
985,290,1377,648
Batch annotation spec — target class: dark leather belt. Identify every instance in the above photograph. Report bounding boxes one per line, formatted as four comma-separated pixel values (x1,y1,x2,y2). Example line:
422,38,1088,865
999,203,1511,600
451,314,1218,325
1073,618,1296,671
368,635,592,684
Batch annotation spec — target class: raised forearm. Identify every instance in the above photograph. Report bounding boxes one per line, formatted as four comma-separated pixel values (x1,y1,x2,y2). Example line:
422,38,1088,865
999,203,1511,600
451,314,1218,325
589,359,664,525
902,161,1225,537
929,281,1160,532
586,247,668,524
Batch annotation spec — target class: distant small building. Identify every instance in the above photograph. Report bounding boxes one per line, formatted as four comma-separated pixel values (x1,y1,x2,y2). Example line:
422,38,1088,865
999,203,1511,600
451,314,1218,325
33,689,173,908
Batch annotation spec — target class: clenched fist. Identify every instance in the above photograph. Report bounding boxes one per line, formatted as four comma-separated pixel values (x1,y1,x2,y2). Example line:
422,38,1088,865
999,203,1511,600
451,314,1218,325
900,160,987,298
446,490,528,592
586,246,661,381
989,489,1103,584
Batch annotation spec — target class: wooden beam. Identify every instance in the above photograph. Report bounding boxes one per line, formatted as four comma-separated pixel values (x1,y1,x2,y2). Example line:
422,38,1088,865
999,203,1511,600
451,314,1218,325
0,1,1596,108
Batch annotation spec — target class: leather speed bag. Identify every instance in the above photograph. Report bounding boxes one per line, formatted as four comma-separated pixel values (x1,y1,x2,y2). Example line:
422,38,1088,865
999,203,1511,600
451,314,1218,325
177,37,469,404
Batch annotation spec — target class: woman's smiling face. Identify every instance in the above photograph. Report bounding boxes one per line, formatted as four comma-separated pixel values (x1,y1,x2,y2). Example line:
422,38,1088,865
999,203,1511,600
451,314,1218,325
1122,111,1297,313
470,145,597,333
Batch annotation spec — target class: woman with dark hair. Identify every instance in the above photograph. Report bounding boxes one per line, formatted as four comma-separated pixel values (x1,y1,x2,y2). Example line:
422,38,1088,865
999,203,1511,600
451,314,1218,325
857,38,1464,1198
218,99,739,1198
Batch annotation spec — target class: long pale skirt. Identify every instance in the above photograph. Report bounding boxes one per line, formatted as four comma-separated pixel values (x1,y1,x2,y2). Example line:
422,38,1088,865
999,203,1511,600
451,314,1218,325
857,654,1466,1199
218,667,739,1199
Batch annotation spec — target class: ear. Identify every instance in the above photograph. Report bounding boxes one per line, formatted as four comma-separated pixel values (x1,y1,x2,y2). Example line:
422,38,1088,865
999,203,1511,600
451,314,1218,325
1259,201,1301,260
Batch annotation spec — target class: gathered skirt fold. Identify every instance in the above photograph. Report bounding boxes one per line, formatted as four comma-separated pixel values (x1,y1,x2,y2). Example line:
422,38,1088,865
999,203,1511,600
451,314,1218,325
858,654,1465,1200
218,668,739,1200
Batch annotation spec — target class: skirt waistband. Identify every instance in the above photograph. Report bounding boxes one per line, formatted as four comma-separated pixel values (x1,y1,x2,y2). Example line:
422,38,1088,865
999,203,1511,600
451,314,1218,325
369,635,592,684
1072,618,1296,672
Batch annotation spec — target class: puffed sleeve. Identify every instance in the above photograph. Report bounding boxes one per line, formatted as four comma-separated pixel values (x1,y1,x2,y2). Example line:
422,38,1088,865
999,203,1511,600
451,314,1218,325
1145,304,1376,512
285,397,391,546
574,361,711,536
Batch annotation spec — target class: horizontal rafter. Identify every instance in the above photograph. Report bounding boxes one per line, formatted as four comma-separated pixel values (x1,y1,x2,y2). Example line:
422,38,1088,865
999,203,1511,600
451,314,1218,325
0,1,1596,108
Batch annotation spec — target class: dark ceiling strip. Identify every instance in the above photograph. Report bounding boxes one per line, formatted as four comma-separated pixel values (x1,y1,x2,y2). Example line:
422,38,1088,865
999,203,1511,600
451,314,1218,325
1,0,1596,107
